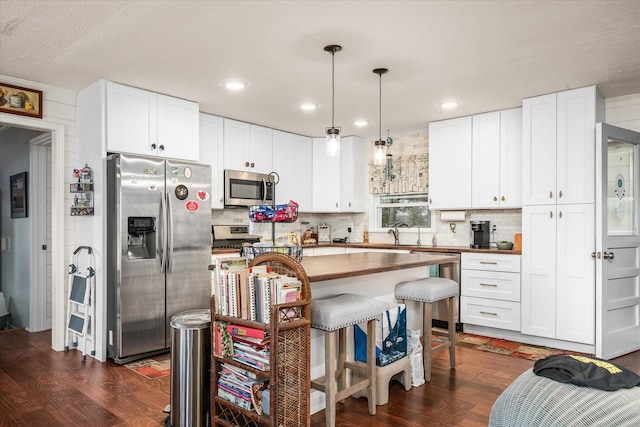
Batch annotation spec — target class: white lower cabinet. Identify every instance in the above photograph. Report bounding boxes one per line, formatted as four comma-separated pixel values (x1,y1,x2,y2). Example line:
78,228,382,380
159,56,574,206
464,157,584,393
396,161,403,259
521,204,595,344
461,253,521,331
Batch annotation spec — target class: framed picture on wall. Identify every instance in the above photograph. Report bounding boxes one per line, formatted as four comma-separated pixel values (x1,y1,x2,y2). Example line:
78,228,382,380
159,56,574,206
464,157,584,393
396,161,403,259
10,172,28,218
0,83,43,119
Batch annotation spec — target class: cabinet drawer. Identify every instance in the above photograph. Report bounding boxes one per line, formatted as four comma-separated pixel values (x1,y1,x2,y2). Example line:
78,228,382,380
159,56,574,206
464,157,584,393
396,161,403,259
461,252,521,273
461,270,520,302
460,296,521,331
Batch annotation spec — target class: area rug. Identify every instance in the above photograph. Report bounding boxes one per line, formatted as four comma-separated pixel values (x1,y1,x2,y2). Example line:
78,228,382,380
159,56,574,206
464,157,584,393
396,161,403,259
124,354,171,380
430,333,585,361
454,333,586,361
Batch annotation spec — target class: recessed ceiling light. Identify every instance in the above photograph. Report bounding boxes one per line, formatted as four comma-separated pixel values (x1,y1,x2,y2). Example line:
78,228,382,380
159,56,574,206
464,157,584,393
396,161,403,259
353,120,369,127
223,80,247,90
440,100,459,109
300,102,317,111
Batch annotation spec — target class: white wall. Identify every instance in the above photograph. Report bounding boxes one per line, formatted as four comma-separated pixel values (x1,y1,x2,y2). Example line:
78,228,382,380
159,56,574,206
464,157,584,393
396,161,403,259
606,93,640,132
0,74,77,351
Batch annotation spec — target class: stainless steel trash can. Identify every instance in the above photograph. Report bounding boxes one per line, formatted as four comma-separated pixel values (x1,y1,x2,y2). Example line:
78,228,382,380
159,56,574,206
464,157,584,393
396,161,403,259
170,309,211,427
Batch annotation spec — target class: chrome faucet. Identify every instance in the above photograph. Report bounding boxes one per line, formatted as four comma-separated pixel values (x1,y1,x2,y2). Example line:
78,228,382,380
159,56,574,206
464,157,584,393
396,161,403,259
387,222,408,245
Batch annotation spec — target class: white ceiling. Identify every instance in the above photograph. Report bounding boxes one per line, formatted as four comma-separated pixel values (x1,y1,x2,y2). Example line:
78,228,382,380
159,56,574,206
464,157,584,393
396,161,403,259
1,0,639,139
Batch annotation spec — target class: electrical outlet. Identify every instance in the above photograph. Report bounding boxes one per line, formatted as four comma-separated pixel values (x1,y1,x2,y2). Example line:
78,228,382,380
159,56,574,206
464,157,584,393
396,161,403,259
347,222,353,233
492,224,497,233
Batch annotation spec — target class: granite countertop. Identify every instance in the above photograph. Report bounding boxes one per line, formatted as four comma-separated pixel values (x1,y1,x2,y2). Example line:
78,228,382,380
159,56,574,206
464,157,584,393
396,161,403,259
212,243,521,256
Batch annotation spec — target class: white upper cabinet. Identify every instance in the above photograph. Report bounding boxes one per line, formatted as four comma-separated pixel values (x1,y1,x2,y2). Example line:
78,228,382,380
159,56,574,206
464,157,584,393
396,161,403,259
472,109,523,208
106,81,199,161
471,112,501,208
340,136,366,212
311,136,365,213
223,119,273,174
272,130,312,210
199,113,224,209
523,86,603,205
428,116,473,209
312,137,341,212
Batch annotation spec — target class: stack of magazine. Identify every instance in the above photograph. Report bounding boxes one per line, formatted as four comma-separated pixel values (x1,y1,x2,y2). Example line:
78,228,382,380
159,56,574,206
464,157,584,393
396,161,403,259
217,362,269,415
227,324,270,371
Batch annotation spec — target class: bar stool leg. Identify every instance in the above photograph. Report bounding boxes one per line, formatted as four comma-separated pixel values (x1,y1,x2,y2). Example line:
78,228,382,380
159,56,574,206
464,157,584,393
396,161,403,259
366,318,377,415
448,296,456,370
423,301,433,382
338,327,347,403
325,330,337,427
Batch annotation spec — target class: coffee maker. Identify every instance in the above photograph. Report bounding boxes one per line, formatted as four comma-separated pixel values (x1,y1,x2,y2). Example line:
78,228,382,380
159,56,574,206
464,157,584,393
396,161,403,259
470,220,491,249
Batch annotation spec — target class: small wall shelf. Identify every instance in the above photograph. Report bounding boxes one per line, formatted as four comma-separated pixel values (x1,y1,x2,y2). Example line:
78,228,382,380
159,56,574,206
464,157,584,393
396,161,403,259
70,164,94,216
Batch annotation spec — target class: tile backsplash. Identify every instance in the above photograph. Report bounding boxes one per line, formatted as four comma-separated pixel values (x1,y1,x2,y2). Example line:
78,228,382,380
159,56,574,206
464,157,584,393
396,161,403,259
212,207,522,248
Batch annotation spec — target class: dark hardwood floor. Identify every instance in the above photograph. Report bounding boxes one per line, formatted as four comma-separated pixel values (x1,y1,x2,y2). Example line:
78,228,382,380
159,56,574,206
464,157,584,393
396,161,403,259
1,328,638,426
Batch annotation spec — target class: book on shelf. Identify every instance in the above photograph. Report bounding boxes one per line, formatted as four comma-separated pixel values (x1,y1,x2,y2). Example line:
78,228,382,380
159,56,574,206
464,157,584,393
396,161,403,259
217,387,253,411
226,324,269,341
219,362,258,382
213,321,233,358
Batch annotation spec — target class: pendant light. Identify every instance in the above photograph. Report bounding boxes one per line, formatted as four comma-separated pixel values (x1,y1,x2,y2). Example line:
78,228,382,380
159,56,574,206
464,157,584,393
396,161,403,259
373,68,389,165
324,45,342,157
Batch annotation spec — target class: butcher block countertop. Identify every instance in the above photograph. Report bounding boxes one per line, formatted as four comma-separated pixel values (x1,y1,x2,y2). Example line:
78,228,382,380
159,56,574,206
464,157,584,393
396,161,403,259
300,251,459,282
212,243,520,256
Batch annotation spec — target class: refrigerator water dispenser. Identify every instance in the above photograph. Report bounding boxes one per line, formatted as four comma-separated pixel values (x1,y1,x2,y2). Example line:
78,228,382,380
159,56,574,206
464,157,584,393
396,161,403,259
127,216,156,259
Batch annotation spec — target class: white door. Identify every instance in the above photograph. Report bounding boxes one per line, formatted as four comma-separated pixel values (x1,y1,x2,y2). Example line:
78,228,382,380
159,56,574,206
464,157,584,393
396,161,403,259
595,123,640,359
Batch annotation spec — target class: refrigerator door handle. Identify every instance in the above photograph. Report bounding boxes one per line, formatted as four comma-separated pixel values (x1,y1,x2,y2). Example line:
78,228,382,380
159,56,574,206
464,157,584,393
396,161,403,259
167,191,174,273
160,191,167,274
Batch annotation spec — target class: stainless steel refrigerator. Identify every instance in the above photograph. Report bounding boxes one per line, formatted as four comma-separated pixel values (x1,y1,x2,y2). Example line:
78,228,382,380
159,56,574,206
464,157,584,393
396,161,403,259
107,153,211,364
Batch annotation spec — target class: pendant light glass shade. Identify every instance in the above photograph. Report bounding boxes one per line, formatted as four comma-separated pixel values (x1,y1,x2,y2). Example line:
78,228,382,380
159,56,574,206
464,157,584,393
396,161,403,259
326,127,340,157
374,139,386,165
324,45,342,157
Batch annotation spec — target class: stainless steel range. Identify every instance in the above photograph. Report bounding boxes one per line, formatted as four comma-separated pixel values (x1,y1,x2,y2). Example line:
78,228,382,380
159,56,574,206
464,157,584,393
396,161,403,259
212,225,261,249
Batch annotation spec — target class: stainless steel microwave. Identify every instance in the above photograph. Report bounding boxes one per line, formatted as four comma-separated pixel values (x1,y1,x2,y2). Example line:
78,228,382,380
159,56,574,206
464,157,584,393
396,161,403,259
224,169,274,207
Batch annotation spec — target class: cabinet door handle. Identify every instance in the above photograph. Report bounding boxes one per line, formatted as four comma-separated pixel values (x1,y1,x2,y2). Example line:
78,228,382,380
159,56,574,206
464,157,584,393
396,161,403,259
479,261,498,265
603,252,615,260
493,196,498,202
245,161,250,167
151,143,157,150
501,196,505,201
480,283,498,287
159,144,165,151
335,202,339,208
480,311,498,316
250,162,255,168
549,191,553,199
591,252,602,259
559,190,563,198
550,211,553,218
559,211,563,218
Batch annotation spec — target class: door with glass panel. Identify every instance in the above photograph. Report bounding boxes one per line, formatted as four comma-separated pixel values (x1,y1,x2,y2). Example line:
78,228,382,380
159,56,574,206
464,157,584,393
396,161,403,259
595,123,640,359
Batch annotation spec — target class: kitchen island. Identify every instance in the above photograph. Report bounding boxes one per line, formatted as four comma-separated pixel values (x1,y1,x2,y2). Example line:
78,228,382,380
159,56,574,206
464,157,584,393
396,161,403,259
299,251,460,414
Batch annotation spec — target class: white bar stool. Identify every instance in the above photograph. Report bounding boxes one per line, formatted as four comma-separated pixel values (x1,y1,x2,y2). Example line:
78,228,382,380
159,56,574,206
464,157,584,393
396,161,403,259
310,293,388,427
395,277,458,382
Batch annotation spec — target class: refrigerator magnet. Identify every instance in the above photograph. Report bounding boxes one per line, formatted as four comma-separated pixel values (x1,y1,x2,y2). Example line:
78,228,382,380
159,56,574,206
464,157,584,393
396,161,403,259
197,190,209,201
185,200,199,212
175,185,188,200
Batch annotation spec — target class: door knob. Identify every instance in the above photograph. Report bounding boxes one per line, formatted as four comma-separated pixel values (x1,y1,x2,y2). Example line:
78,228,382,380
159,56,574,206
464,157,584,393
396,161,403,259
603,252,615,260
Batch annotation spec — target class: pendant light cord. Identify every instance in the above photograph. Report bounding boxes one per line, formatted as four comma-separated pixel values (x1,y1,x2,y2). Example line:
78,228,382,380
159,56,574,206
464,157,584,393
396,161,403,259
331,50,335,128
378,71,382,143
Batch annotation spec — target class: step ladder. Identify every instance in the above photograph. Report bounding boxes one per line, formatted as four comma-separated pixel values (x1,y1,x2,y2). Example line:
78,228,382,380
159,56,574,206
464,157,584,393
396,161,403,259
64,246,96,361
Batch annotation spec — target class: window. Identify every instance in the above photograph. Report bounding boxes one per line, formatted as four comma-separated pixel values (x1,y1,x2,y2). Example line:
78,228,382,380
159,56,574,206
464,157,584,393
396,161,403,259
369,193,432,231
